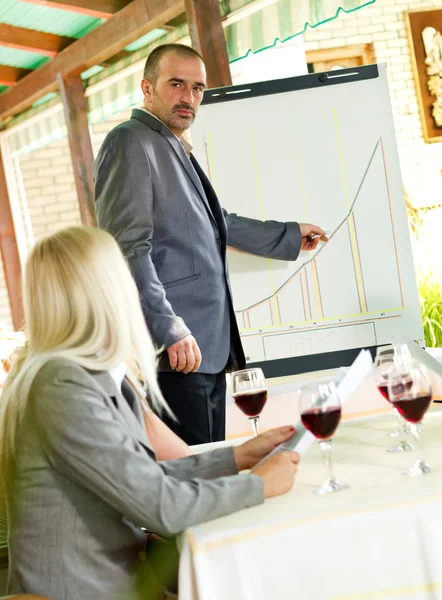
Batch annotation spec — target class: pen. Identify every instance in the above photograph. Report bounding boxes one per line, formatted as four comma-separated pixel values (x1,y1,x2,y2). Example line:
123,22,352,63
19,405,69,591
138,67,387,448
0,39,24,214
309,230,330,240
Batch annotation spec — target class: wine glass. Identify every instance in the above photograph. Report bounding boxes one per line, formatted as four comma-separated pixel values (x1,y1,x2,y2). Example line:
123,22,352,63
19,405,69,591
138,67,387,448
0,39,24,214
375,345,395,359
375,344,411,367
232,368,268,436
388,363,433,476
391,343,413,436
299,380,348,495
374,353,413,452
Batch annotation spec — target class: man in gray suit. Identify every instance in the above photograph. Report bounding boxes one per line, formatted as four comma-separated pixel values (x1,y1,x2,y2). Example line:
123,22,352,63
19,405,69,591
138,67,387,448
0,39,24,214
95,44,326,445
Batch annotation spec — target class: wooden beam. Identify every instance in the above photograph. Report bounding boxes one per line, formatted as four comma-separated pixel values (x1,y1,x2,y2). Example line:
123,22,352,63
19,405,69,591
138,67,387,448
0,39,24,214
0,0,185,121
0,55,130,85
22,0,183,24
100,49,132,67
184,0,231,88
305,45,375,64
0,65,32,87
0,23,74,58
0,148,23,330
165,12,187,27
57,74,96,227
21,0,132,19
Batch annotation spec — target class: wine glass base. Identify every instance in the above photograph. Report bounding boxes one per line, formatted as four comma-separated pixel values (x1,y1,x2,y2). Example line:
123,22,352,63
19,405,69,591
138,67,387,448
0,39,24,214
387,440,413,453
405,460,432,477
314,477,349,496
389,429,400,438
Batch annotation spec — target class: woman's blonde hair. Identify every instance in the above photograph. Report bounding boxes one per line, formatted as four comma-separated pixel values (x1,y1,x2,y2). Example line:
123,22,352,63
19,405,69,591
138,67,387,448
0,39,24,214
0,226,169,489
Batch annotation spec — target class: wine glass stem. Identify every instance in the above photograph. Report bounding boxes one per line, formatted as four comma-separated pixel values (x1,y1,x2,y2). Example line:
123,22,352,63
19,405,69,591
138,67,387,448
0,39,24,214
394,409,406,441
319,440,334,480
412,422,422,462
249,416,260,436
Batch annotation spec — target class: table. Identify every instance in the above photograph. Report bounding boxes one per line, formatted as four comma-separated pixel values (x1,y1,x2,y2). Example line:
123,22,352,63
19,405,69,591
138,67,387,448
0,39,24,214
180,408,442,600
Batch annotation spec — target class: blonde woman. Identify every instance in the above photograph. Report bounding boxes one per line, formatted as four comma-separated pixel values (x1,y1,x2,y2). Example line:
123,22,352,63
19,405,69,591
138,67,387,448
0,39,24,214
0,227,299,600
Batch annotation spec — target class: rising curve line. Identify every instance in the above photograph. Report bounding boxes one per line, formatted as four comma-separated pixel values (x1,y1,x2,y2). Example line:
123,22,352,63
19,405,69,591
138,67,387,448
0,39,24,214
236,138,404,323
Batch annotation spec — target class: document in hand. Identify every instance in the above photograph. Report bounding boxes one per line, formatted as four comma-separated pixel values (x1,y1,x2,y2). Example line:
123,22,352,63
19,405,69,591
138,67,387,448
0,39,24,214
259,349,373,464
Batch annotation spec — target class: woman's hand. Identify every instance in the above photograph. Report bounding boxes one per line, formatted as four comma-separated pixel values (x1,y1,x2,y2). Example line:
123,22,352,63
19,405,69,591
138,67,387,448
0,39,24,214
233,426,296,471
252,452,300,498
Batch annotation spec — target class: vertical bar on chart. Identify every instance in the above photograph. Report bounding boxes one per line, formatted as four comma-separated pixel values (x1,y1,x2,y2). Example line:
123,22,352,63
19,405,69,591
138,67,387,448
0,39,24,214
347,214,368,313
204,139,212,182
292,122,309,222
335,108,368,314
250,126,275,296
300,270,312,321
380,138,406,307
311,260,324,319
206,133,217,191
270,296,281,325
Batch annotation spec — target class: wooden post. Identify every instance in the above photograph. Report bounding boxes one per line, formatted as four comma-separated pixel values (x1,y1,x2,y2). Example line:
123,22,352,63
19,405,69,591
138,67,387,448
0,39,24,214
57,74,97,227
184,0,232,88
0,147,23,330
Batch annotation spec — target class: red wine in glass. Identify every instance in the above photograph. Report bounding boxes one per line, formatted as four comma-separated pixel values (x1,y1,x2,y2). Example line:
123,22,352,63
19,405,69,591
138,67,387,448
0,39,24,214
299,381,348,495
377,385,390,401
388,363,433,476
233,389,268,417
232,368,267,436
301,406,342,440
392,394,432,424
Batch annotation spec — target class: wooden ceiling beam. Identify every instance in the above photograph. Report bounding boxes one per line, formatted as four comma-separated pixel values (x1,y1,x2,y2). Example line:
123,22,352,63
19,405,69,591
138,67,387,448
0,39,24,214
21,0,183,24
100,49,132,67
0,65,32,87
20,0,132,20
58,74,96,227
184,0,231,88
0,0,185,121
165,12,187,28
0,23,74,57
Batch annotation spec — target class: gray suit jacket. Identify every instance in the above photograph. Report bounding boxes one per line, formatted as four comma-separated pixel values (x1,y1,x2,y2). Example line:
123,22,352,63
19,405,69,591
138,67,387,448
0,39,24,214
95,109,302,373
7,359,263,600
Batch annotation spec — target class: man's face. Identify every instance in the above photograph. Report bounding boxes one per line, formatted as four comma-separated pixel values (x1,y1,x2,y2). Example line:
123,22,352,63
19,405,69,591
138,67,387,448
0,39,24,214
142,53,207,135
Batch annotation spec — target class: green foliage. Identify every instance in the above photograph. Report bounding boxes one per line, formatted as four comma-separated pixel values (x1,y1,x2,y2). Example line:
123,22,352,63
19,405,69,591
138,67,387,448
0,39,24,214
411,209,442,348
418,273,442,347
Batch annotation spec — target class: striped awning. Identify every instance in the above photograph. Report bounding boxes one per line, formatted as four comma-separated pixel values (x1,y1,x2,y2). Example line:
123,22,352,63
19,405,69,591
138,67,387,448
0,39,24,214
3,0,375,154
224,0,375,61
5,104,66,156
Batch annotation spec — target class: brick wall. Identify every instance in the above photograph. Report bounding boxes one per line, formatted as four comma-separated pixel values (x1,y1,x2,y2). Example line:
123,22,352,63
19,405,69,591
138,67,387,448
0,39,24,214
18,138,82,241
16,112,132,246
0,114,132,331
302,0,441,209
0,138,84,330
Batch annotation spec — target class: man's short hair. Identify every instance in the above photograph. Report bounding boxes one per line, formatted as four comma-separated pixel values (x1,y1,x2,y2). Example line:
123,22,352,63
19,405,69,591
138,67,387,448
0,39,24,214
143,44,203,84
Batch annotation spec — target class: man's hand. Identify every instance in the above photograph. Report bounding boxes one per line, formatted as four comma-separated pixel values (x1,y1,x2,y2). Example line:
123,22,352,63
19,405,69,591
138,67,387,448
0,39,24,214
167,335,202,374
299,223,328,251
233,426,296,471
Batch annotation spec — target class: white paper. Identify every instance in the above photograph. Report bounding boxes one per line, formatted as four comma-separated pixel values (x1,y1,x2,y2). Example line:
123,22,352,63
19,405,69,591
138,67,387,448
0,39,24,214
259,349,373,463
393,333,442,379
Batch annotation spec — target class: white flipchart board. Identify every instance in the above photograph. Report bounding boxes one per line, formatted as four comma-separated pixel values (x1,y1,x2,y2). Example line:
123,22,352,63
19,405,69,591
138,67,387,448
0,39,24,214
191,64,423,374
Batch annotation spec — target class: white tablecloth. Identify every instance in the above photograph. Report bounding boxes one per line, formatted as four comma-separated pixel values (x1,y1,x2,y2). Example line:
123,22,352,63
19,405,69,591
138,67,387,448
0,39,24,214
180,408,442,600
